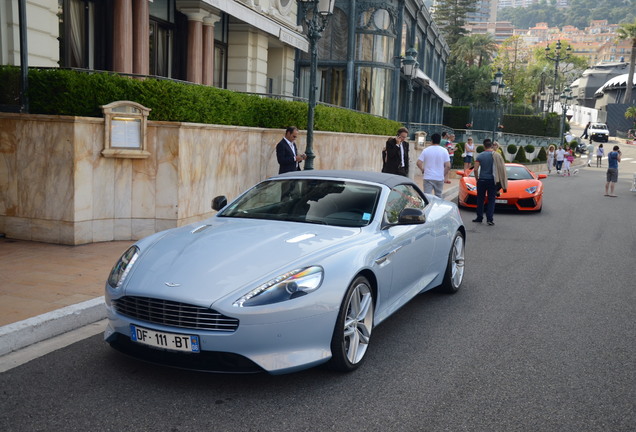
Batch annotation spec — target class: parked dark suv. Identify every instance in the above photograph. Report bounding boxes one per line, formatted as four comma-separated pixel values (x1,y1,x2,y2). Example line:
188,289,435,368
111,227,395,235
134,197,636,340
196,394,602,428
588,123,609,142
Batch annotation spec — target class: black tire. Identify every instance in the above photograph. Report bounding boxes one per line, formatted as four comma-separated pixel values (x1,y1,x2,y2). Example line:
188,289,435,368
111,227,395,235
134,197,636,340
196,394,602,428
439,231,465,294
327,276,374,372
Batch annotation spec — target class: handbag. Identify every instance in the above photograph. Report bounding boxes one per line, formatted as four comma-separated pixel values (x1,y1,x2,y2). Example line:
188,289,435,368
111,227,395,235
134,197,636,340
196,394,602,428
461,152,467,158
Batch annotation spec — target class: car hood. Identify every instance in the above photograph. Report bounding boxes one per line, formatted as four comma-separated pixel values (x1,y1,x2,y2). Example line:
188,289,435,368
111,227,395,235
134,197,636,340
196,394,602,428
122,218,361,306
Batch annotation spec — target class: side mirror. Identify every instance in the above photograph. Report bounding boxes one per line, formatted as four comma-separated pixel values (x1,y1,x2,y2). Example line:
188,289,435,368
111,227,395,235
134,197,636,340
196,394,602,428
538,174,547,179
212,195,227,211
455,170,466,177
398,208,426,224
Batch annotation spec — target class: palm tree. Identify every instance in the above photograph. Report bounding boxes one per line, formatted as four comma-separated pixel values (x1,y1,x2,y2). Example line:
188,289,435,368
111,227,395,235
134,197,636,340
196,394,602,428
617,19,636,104
453,34,498,67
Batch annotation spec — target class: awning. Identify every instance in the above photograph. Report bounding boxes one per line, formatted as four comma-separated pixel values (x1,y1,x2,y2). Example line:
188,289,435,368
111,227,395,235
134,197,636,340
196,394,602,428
201,0,308,51
415,69,452,104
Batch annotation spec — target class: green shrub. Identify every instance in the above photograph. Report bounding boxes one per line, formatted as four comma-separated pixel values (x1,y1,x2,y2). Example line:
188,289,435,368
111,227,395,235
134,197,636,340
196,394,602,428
1,66,401,136
476,145,484,153
537,146,547,161
514,145,529,163
506,144,517,154
525,144,535,153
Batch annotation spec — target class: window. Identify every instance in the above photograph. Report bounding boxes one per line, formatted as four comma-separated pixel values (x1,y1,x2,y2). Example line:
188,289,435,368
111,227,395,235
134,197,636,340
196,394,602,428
384,185,426,224
356,67,393,117
356,34,393,63
149,0,175,78
300,8,347,62
214,13,229,88
58,0,106,69
149,19,172,77
298,66,346,107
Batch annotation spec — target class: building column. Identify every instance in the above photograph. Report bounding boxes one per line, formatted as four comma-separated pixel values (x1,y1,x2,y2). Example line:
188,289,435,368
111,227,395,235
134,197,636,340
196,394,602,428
181,8,208,84
132,0,149,76
113,0,133,73
202,14,221,86
228,24,269,93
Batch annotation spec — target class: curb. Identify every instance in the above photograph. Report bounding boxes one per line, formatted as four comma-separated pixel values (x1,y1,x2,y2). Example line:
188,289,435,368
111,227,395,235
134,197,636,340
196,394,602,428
0,297,106,356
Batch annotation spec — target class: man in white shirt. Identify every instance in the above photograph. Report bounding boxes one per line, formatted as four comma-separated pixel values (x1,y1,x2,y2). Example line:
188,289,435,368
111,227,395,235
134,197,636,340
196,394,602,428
416,133,451,198
555,145,566,174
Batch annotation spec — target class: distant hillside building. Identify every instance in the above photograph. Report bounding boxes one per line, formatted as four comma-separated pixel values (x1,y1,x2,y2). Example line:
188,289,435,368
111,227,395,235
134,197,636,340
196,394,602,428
466,21,515,44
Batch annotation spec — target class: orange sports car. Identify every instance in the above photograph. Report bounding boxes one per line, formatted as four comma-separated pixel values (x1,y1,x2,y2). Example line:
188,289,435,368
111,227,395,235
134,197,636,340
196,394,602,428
456,163,547,212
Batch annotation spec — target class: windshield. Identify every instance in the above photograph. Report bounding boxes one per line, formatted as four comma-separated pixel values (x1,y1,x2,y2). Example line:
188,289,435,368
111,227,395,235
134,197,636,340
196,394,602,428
591,124,608,131
218,179,382,227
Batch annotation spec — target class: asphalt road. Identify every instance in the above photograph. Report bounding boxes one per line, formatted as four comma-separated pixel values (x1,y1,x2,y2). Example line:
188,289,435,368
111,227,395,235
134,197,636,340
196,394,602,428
1,144,634,432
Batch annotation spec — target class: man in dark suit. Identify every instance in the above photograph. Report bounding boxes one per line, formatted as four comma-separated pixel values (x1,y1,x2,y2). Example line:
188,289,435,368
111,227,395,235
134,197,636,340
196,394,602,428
382,127,409,176
276,126,306,174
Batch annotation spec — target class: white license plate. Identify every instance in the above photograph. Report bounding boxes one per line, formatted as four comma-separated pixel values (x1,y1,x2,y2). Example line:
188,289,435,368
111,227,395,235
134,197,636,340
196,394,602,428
130,325,200,353
495,199,508,204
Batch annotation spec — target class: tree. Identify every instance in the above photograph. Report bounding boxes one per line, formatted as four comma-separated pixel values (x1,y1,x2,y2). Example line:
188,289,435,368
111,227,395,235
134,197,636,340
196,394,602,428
454,34,498,68
625,106,636,127
617,19,636,104
445,61,492,105
433,0,477,47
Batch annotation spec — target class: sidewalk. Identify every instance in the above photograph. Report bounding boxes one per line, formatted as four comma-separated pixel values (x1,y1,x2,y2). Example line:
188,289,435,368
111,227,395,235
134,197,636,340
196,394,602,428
0,239,132,355
0,180,460,357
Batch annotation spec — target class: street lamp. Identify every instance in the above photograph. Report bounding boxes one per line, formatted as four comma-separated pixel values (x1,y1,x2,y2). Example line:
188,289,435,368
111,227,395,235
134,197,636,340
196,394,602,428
559,86,574,145
545,40,571,113
297,0,336,170
402,47,419,133
490,68,505,142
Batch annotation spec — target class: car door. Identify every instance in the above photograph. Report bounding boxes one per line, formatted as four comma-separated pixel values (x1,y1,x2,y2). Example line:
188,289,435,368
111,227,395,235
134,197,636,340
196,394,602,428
377,184,435,314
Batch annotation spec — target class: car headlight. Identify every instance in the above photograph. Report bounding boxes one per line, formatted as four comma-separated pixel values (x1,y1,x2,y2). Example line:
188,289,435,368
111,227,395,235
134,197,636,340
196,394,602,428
233,266,324,307
107,246,140,288
466,183,477,191
525,186,538,194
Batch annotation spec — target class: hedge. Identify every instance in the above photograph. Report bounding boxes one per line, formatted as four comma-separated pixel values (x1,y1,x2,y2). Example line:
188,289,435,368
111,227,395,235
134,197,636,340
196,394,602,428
0,66,401,136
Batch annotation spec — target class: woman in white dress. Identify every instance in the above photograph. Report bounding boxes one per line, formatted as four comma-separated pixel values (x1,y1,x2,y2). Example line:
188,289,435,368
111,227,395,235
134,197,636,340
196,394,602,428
547,145,555,175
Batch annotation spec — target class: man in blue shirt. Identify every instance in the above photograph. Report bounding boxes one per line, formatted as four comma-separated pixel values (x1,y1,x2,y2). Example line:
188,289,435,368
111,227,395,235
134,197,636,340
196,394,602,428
604,145,622,197
472,139,497,225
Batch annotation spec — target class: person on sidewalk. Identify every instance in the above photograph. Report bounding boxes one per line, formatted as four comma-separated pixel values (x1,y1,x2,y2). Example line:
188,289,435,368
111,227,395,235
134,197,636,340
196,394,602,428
416,133,450,198
562,145,574,176
276,126,306,174
547,145,556,175
382,127,410,176
586,142,594,167
604,145,622,197
581,121,591,140
464,137,475,172
555,145,566,174
596,143,604,168
472,139,505,226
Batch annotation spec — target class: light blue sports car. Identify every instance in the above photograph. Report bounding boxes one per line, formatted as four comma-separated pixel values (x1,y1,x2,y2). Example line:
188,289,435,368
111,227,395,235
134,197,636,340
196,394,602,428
104,170,466,374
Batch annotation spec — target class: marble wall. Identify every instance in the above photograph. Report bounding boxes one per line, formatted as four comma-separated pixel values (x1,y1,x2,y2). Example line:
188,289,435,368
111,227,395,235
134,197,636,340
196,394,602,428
0,113,397,245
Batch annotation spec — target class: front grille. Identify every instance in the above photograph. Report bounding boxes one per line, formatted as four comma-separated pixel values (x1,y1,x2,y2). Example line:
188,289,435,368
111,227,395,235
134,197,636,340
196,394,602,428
112,296,239,332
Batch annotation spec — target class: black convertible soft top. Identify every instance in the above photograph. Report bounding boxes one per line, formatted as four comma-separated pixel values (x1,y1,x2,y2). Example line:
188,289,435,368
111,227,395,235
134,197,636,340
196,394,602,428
273,170,417,190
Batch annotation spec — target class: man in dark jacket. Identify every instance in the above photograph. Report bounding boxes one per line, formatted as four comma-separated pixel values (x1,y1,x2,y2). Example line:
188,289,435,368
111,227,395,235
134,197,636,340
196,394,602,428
276,126,306,174
382,127,409,176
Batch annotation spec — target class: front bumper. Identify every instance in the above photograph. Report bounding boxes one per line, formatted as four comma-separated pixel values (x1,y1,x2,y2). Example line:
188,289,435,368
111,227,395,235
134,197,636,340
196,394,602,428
460,192,542,211
590,133,608,142
104,305,338,374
